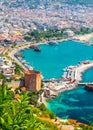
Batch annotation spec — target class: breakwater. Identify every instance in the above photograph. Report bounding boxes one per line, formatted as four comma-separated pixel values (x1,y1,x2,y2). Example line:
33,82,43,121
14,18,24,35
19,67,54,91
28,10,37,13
43,60,93,97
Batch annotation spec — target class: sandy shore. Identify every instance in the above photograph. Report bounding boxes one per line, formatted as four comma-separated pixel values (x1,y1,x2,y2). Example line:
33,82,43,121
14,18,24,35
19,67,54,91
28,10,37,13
73,33,93,43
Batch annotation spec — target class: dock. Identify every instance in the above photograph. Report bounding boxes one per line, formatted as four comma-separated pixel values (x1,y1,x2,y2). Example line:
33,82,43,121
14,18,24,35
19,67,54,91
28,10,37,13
43,60,93,96
78,82,93,85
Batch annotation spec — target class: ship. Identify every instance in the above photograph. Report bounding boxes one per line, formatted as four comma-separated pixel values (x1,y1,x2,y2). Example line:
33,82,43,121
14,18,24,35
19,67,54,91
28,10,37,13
29,45,41,52
85,84,93,91
34,47,41,52
48,41,58,45
29,45,38,49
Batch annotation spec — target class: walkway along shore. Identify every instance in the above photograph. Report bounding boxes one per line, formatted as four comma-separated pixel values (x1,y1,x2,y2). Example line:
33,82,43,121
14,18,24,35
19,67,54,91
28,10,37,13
8,45,30,70
8,42,41,70
8,33,93,72
8,39,68,71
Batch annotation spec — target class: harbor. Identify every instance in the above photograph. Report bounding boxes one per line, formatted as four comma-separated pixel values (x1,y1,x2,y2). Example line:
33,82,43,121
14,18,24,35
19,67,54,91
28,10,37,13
9,41,93,97
43,60,93,97
8,40,93,124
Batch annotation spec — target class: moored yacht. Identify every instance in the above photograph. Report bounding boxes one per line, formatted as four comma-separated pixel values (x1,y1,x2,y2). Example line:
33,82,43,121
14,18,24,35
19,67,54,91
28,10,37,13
29,45,41,52
48,41,58,45
85,84,93,91
34,47,41,52
29,45,38,49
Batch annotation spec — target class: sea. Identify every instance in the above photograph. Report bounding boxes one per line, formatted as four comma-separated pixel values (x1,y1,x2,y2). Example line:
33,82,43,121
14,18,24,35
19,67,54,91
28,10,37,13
20,40,93,124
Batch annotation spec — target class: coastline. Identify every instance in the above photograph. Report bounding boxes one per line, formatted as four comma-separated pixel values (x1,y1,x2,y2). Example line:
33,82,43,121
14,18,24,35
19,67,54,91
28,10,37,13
72,33,93,44
8,35,93,125
74,62,93,82
46,61,93,125
8,32,93,70
8,33,93,93
8,35,93,93
43,61,93,98
8,38,68,71
8,42,45,70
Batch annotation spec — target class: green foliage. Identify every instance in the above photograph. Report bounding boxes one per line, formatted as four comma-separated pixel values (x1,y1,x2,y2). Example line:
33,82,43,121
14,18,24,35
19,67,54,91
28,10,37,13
24,27,93,43
39,120,58,130
24,35,32,41
41,82,44,87
38,103,56,119
79,125,93,130
49,112,56,119
32,107,41,116
0,73,6,80
38,103,47,111
0,84,58,130
24,29,65,42
75,27,92,35
14,62,24,74
29,92,38,105
0,83,92,130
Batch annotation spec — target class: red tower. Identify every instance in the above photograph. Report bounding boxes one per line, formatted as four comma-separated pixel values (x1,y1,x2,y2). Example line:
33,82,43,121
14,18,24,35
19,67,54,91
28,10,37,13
25,70,41,92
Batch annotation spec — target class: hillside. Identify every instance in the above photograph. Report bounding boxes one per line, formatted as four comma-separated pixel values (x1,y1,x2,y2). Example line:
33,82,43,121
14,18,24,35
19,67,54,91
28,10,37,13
0,83,92,130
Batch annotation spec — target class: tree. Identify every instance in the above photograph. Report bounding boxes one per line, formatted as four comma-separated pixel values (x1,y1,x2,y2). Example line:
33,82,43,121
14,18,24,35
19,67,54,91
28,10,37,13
30,93,38,105
24,35,31,41
0,84,58,130
0,89,40,130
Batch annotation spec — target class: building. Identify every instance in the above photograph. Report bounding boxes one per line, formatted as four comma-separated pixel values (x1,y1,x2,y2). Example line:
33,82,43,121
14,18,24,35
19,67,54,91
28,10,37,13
24,70,41,92
63,29,74,37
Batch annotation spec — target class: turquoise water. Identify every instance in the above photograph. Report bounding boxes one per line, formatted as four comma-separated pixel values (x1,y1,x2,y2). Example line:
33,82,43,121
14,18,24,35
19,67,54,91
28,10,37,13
21,40,93,124
83,68,93,82
89,38,93,44
48,68,93,124
48,85,93,124
21,40,93,79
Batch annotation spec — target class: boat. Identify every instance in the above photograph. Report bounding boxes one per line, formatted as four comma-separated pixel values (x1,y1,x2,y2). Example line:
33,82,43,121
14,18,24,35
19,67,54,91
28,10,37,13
29,45,38,49
85,84,93,91
48,41,58,45
34,47,41,52
21,60,27,64
29,45,41,52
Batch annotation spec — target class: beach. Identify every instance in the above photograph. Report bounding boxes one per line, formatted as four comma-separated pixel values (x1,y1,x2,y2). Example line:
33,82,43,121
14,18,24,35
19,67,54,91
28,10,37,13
73,33,93,43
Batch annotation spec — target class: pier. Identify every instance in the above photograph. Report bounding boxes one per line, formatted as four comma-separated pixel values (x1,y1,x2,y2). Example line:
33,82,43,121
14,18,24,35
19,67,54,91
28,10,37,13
42,78,63,82
78,82,93,85
43,60,93,96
